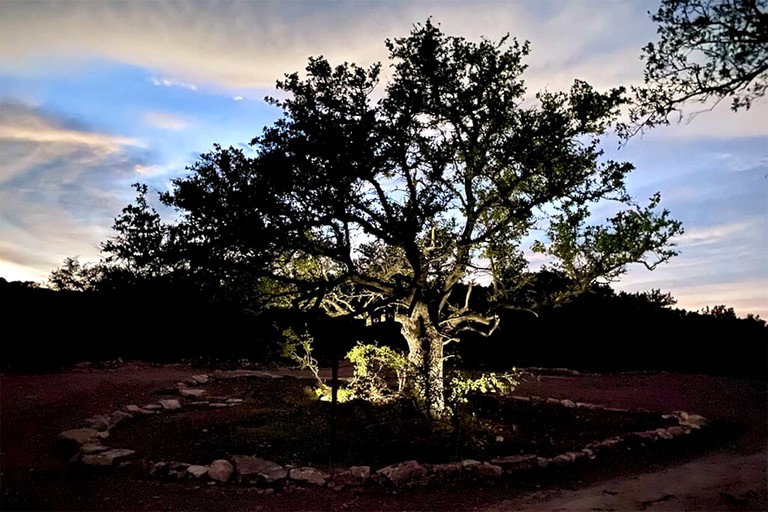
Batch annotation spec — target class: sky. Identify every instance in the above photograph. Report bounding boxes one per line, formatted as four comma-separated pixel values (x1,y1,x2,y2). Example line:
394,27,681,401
0,0,766,318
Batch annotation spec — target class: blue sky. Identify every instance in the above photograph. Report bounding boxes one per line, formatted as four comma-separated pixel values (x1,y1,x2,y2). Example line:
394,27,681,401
0,1,765,318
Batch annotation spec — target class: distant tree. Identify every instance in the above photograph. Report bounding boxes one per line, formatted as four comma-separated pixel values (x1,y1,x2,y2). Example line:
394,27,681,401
100,183,176,281
700,304,739,319
48,256,101,292
629,0,768,132
0,277,41,290
152,21,682,411
617,288,677,309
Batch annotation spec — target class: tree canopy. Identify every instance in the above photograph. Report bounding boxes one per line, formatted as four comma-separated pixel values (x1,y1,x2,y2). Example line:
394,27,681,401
630,0,768,131
111,21,683,410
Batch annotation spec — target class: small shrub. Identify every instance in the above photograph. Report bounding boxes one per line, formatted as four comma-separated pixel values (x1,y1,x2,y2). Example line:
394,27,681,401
346,343,415,402
446,370,521,406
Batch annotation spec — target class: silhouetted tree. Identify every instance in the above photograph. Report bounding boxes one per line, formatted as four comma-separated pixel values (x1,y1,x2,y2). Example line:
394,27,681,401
48,256,102,291
150,21,682,410
100,183,176,281
629,0,767,132
700,304,739,320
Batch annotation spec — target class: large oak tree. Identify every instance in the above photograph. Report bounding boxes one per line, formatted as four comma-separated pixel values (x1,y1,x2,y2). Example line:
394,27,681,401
137,21,682,410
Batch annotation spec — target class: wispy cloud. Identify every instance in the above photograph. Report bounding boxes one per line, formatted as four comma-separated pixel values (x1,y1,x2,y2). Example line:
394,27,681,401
616,216,767,318
0,101,153,282
0,124,140,148
0,1,649,90
0,101,142,154
0,101,144,182
134,164,162,175
149,76,198,91
5,0,759,140
143,111,191,131
675,221,753,246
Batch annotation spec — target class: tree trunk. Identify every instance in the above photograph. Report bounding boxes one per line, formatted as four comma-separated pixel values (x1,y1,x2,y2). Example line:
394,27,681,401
397,302,445,413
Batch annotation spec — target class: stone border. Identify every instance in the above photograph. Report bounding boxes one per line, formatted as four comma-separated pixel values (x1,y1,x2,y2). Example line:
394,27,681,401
58,370,710,491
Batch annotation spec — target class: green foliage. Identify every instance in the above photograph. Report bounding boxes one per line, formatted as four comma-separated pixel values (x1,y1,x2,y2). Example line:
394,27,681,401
283,335,520,412
346,343,414,402
446,370,521,407
629,0,767,132
281,328,334,398
534,192,683,299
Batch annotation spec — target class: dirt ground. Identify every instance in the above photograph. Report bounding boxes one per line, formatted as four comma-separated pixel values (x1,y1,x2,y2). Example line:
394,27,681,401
1,363,765,511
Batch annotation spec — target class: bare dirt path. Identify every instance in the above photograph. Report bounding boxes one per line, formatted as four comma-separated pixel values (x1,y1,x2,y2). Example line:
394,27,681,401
1,364,765,511
481,373,767,511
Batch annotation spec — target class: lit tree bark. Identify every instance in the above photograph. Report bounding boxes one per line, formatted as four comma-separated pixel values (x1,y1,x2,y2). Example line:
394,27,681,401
397,301,445,412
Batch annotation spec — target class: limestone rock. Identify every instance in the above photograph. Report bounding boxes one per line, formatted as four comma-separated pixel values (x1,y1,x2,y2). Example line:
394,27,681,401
143,404,162,411
332,466,371,487
375,460,427,486
429,462,462,478
59,428,100,446
630,430,659,442
475,462,502,478
561,399,577,408
125,405,155,415
179,388,206,398
185,401,211,408
290,467,329,486
678,412,707,429
591,436,623,452
551,451,584,464
490,454,537,471
667,425,689,438
81,448,135,466
79,443,108,454
84,415,111,431
254,371,281,379
110,410,133,427
192,374,209,384
212,369,263,379
232,455,287,483
187,465,210,478
209,459,234,482
158,399,182,410
460,459,481,470
149,461,169,477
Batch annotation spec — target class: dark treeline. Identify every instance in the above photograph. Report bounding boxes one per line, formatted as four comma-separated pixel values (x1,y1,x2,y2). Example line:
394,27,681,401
457,288,768,379
2,277,765,379
1,278,281,371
